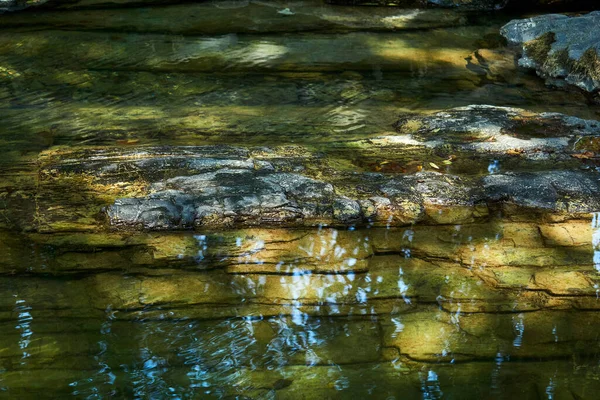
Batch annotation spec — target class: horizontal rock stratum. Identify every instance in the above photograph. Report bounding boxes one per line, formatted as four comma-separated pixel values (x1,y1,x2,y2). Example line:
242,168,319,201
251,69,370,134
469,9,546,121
17,105,598,232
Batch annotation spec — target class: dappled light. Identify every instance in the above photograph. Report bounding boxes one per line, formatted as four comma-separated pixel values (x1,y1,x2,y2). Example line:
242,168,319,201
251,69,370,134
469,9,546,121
1,0,600,398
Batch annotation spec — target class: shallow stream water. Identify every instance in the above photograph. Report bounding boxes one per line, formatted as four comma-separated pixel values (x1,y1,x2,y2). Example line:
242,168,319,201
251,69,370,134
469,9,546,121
1,1,600,398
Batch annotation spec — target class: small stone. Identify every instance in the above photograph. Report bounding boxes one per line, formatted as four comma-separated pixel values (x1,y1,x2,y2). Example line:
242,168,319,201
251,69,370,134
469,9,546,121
333,197,362,223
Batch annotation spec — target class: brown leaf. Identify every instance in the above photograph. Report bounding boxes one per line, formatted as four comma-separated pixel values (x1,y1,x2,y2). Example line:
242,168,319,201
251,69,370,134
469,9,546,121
571,151,595,159
506,148,524,156
116,139,140,145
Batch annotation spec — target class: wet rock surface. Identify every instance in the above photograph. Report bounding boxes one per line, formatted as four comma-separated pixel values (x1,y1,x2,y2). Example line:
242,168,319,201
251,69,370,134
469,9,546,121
388,105,600,161
501,11,600,95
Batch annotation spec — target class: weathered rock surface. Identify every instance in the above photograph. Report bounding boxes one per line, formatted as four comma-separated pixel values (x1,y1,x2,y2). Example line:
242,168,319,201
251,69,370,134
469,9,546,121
38,149,600,231
0,105,585,232
501,11,600,95
362,104,600,173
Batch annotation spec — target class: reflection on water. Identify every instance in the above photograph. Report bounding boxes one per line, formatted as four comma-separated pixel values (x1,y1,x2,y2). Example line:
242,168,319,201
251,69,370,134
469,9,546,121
0,220,599,397
592,212,600,272
14,298,33,366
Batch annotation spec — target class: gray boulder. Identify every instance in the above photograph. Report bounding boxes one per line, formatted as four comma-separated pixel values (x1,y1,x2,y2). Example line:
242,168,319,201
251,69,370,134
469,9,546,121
501,11,600,94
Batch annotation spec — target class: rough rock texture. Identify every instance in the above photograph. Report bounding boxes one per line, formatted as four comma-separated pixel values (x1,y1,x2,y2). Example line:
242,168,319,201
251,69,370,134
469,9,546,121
0,105,586,232
392,104,600,157
396,105,600,138
364,104,600,178
483,171,600,212
102,164,486,230
108,169,342,229
38,150,600,231
501,11,600,95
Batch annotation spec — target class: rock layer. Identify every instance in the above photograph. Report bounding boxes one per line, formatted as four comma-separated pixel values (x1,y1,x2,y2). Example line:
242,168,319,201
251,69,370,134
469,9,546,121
0,105,588,232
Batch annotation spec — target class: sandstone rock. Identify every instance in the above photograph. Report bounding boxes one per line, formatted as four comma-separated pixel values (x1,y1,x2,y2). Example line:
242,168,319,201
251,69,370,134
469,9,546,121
501,11,600,95
539,220,594,246
382,308,600,362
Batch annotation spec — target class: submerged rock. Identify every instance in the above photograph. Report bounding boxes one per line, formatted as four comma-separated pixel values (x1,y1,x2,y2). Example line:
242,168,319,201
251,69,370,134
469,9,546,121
392,104,600,159
0,1,469,32
501,11,600,96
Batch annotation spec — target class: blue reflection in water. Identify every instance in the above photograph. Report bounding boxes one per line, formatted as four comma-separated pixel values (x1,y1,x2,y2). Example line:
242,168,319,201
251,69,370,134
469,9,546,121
592,212,600,272
488,159,500,174
490,352,507,395
70,305,118,398
512,314,525,348
421,370,443,400
14,297,33,365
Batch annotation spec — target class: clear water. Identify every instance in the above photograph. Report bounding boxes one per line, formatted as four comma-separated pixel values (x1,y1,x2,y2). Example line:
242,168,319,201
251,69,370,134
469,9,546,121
1,1,600,398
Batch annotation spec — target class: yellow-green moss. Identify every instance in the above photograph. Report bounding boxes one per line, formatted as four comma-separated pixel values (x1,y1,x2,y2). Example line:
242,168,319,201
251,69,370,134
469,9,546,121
524,32,556,65
573,48,600,81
